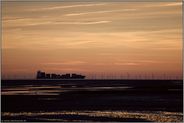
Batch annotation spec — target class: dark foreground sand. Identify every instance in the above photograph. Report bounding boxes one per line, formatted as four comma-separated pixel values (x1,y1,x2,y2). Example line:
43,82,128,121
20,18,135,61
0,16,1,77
1,79,183,122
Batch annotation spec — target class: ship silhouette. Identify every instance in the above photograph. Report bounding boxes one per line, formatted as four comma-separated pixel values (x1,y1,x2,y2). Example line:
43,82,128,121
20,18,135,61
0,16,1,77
36,70,85,79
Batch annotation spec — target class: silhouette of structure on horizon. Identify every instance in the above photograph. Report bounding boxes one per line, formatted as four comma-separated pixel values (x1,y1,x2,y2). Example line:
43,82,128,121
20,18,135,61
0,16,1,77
36,70,85,79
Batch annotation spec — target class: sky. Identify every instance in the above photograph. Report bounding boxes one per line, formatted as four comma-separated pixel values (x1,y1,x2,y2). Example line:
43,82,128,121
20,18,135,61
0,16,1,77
2,1,183,79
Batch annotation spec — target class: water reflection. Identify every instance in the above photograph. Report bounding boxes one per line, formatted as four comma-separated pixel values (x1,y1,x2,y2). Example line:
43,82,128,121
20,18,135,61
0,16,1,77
2,85,132,95
2,110,183,122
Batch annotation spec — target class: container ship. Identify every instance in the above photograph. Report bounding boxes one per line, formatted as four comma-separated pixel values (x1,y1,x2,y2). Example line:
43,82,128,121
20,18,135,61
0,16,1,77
36,70,85,79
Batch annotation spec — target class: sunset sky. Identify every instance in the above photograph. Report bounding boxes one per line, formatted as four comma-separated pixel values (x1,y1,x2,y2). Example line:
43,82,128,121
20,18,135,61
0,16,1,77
2,1,182,79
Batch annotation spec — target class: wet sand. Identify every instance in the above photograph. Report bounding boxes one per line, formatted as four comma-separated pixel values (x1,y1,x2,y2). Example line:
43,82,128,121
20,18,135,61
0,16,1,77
1,79,183,122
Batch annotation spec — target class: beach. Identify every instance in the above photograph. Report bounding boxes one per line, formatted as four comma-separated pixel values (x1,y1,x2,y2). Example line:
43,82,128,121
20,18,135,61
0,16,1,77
1,79,183,122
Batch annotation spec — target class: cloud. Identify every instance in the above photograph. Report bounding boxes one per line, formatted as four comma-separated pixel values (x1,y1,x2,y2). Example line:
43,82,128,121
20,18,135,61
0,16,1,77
27,20,111,26
55,21,111,25
114,62,140,66
64,40,97,46
65,9,136,16
48,68,88,72
114,60,164,66
31,3,107,11
136,60,161,64
162,2,182,7
4,19,111,28
44,61,87,65
144,2,182,8
3,17,30,22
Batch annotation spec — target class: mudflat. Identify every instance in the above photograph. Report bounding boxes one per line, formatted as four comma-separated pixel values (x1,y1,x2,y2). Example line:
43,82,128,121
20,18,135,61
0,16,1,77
1,79,183,122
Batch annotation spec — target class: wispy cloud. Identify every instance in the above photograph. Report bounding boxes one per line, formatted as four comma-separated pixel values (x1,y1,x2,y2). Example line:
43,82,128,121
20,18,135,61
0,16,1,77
114,62,140,66
56,21,111,25
31,3,107,11
47,67,88,72
65,9,136,16
64,40,97,46
3,17,30,22
28,20,111,26
162,2,182,7
114,60,163,66
4,20,111,28
144,2,182,8
44,61,87,65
